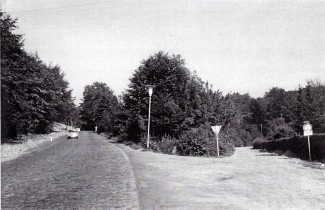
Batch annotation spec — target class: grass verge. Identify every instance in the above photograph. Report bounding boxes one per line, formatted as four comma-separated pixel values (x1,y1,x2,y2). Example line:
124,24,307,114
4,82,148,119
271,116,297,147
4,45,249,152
1,132,67,160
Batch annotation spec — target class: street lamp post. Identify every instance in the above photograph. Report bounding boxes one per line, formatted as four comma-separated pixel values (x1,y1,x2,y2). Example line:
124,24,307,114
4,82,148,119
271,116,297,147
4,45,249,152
146,85,155,149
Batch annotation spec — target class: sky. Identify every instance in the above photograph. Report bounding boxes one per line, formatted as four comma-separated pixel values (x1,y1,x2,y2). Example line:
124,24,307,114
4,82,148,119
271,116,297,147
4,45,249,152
2,0,325,105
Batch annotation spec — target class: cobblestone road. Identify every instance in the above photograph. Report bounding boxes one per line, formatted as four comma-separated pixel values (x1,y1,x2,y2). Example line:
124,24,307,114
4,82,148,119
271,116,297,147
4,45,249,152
1,131,139,210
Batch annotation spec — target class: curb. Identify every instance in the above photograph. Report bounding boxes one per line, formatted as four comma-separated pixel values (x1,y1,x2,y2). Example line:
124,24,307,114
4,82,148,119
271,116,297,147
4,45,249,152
98,134,140,210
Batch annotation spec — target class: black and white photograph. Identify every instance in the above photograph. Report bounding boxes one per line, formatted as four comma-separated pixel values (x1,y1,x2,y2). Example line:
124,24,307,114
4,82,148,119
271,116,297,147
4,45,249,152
1,0,325,209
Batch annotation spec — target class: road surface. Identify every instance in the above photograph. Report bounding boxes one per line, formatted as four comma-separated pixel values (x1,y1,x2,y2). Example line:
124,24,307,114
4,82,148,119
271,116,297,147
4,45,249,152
1,131,139,209
2,132,325,209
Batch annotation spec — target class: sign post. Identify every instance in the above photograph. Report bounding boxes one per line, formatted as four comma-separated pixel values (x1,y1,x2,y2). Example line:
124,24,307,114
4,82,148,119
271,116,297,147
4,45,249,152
50,133,52,142
211,125,222,157
303,121,313,161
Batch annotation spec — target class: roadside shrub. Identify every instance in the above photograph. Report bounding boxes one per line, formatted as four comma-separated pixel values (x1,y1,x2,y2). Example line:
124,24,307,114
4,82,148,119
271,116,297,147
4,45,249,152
273,137,287,150
158,136,178,154
140,127,236,157
310,136,325,163
177,138,207,156
218,133,236,156
260,140,274,151
175,129,209,156
176,128,235,157
116,132,129,143
252,137,267,149
148,135,178,154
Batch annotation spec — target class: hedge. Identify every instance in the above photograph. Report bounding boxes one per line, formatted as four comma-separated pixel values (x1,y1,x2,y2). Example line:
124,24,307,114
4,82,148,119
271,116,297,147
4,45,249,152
253,135,325,163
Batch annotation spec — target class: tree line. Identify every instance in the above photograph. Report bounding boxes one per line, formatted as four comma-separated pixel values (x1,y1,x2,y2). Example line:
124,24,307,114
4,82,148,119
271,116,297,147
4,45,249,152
1,12,77,141
250,80,325,139
80,52,239,155
80,51,325,155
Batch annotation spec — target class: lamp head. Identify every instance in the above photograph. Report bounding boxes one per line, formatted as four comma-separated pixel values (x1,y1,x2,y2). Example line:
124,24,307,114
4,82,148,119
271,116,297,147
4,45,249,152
146,85,155,97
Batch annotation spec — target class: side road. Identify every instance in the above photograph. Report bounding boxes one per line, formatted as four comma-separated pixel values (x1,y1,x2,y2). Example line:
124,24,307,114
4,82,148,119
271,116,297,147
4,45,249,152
115,143,325,210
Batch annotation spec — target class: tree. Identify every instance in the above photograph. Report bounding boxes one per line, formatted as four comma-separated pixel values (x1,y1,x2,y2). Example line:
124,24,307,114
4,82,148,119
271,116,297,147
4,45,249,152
249,98,267,133
1,12,25,138
123,51,234,144
297,79,325,133
264,87,287,120
1,12,76,140
224,93,259,146
80,82,118,133
123,51,192,141
249,79,325,139
266,117,295,140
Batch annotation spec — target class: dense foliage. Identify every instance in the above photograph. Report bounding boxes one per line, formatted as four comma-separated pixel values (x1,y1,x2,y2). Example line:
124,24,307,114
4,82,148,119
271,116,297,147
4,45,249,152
250,81,325,140
99,51,324,157
1,12,77,141
116,52,238,155
79,82,118,134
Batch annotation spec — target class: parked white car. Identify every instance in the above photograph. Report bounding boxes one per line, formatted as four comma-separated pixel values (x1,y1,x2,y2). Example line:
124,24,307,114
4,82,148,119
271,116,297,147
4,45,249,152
67,130,78,139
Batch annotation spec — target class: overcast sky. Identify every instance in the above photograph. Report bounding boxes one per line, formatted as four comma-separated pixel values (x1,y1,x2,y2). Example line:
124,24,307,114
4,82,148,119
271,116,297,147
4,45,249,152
2,0,325,105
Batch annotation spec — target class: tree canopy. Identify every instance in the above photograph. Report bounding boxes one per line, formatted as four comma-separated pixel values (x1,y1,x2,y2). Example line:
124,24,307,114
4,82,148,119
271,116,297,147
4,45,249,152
1,12,76,140
79,82,118,133
122,51,237,143
249,79,325,139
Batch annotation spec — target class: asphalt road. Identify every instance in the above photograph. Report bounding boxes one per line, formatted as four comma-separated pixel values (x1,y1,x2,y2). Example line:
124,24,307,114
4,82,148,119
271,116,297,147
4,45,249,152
1,131,139,210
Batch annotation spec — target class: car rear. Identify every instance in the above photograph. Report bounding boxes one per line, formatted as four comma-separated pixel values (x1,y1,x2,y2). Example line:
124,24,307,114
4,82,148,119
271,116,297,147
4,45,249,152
67,130,79,139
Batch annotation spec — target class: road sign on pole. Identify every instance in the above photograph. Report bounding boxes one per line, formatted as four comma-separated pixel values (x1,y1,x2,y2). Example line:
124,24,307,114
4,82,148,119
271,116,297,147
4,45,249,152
303,121,313,136
303,121,313,160
211,125,222,157
304,130,313,136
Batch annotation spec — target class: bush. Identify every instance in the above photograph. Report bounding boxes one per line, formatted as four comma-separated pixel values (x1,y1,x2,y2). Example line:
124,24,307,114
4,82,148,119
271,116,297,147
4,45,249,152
145,128,235,157
252,137,267,149
148,135,178,154
218,133,236,156
176,128,235,157
266,117,295,140
159,136,178,154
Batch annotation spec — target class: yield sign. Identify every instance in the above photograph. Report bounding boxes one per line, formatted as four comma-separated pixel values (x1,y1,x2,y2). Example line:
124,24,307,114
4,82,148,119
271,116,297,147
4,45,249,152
211,125,222,134
211,125,222,157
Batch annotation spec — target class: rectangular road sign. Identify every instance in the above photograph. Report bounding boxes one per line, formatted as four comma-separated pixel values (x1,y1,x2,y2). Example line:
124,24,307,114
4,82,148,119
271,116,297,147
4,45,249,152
304,130,313,136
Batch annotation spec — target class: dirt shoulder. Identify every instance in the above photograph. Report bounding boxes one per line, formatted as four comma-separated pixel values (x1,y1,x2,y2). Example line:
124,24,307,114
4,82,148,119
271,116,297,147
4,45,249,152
116,144,325,210
1,132,67,163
